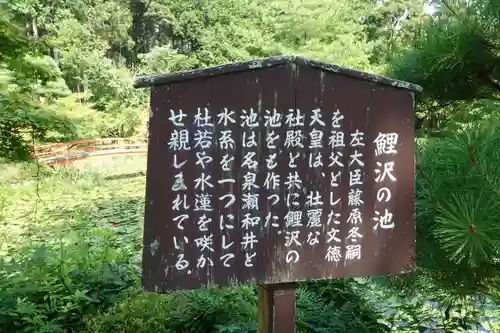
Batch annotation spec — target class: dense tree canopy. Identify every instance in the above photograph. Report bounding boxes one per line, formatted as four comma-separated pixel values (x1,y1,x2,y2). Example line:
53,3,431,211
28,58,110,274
391,0,500,103
1,0,429,161
0,5,74,160
0,0,430,158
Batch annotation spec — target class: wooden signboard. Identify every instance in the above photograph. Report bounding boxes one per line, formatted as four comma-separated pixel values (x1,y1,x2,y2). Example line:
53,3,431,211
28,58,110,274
134,55,422,332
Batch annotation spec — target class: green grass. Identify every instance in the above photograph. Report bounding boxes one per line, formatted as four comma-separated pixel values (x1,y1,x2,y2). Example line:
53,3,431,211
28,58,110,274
1,154,500,332
0,155,148,332
0,155,391,332
0,155,147,255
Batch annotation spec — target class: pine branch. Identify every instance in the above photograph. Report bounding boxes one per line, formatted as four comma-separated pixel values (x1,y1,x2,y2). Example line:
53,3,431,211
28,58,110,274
467,143,500,198
440,0,460,18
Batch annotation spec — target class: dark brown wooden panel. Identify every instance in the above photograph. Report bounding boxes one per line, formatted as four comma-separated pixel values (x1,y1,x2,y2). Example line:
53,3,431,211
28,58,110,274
141,59,416,292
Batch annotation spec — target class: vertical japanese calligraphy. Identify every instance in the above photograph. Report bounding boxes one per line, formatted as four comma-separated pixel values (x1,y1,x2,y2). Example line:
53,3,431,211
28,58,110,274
217,108,237,268
263,108,281,248
168,109,191,273
240,108,260,267
372,132,399,231
164,106,404,279
344,127,365,263
305,108,325,251
141,56,418,294
325,109,344,264
192,107,215,271
283,108,304,264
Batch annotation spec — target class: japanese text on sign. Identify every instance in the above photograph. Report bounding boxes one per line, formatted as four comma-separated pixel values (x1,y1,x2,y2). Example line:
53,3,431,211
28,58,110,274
166,106,400,274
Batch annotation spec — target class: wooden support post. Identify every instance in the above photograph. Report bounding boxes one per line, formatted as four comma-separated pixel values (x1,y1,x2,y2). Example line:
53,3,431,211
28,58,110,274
258,283,296,333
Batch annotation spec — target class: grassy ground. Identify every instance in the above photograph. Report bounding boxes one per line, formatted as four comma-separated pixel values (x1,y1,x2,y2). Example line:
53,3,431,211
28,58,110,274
1,155,499,332
0,155,147,255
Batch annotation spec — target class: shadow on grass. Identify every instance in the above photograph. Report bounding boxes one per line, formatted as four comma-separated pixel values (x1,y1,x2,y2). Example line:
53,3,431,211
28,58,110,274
104,171,146,181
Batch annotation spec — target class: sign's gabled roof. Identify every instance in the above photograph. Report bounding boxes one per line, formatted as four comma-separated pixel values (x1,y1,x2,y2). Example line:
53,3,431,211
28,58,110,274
133,55,423,93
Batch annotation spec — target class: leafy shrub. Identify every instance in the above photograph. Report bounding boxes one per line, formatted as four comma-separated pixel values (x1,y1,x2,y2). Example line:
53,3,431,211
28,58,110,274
365,276,489,332
83,279,388,333
0,232,139,333
83,286,258,333
45,94,146,142
297,279,387,333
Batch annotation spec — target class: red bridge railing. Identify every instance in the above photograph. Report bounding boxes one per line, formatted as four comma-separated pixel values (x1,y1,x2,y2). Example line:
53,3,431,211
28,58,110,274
32,138,148,165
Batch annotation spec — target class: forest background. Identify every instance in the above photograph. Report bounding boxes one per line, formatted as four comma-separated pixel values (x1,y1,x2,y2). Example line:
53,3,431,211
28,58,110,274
2,0,500,332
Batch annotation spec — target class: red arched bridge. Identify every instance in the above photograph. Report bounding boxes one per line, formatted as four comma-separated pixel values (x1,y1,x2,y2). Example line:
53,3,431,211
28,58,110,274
32,138,148,165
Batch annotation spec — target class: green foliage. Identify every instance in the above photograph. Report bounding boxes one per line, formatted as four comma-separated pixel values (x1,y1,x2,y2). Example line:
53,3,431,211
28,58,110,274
365,276,492,332
388,0,500,137
297,279,386,333
0,6,75,161
5,0,500,331
134,0,380,74
2,0,427,160
83,280,389,333
59,51,143,112
363,0,430,65
0,236,138,332
391,17,499,103
411,122,500,294
0,158,433,333
50,95,145,139
0,156,146,251
161,286,257,333
390,0,500,104
0,158,144,332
